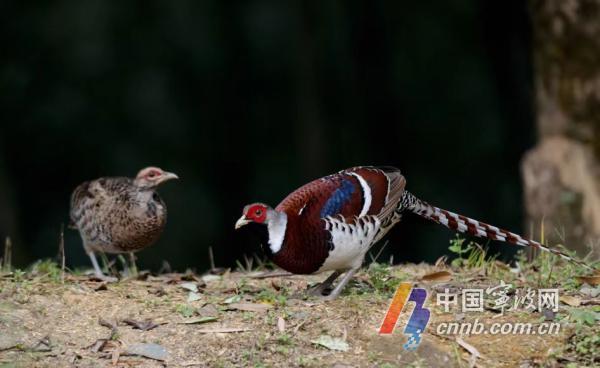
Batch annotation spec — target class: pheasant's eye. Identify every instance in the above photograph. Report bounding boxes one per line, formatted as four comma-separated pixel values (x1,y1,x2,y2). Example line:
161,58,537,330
255,209,262,216
148,172,157,178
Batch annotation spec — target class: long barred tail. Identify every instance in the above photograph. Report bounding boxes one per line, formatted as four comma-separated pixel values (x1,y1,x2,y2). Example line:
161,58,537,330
399,191,594,271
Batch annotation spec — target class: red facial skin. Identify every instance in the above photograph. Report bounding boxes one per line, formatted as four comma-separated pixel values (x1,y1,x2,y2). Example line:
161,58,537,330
144,169,163,180
245,204,268,224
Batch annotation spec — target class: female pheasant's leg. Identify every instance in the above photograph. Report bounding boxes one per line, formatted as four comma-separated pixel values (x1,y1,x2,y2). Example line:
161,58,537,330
129,252,138,276
320,267,360,301
87,251,103,277
87,251,118,282
118,255,129,274
308,271,341,296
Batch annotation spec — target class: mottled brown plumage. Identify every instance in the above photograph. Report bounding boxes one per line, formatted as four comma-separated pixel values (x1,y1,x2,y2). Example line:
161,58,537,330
70,167,178,279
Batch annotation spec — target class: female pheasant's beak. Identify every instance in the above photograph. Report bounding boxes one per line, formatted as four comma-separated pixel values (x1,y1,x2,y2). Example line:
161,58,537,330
158,172,179,184
235,216,250,230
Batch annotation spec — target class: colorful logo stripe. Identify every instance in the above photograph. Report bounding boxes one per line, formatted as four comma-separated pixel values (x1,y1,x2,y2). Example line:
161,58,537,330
379,283,413,334
379,282,431,351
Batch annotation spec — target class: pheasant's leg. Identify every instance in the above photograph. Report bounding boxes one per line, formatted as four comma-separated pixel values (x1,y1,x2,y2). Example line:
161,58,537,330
129,252,138,276
88,251,104,277
320,267,360,301
87,251,118,282
117,255,129,274
308,271,341,296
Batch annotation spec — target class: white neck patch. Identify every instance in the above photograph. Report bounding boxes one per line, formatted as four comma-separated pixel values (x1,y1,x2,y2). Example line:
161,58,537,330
267,211,288,254
349,172,372,217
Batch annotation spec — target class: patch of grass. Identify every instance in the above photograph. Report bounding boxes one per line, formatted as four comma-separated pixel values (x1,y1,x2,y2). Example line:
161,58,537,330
557,320,600,366
256,288,287,306
29,260,62,282
276,333,292,346
175,304,196,318
366,262,402,295
448,235,497,270
567,307,600,327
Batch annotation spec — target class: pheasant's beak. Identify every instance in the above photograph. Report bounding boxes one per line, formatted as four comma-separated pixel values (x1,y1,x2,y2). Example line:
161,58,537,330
235,216,250,230
159,172,179,184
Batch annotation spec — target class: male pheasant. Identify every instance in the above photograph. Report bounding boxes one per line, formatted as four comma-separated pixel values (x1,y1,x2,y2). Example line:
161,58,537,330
235,166,593,300
70,167,178,280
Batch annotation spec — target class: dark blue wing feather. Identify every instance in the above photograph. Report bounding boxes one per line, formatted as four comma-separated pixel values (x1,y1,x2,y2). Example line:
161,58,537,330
320,179,355,218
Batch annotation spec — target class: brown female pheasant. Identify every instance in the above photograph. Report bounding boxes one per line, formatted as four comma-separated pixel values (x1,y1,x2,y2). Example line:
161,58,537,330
70,167,178,280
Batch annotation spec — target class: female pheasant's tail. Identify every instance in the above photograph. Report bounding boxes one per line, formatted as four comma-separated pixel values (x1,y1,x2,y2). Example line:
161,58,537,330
399,191,595,271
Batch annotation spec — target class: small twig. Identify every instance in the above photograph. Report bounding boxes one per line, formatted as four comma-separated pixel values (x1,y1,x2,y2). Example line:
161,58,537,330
31,335,52,352
59,224,65,283
249,270,293,279
3,236,12,271
158,260,172,274
371,240,389,264
293,319,307,334
208,246,215,271
253,253,266,269
244,254,253,272
99,318,119,340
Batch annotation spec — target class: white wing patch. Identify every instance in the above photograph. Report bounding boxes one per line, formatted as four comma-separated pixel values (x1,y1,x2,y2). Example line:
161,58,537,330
318,216,381,272
349,173,372,217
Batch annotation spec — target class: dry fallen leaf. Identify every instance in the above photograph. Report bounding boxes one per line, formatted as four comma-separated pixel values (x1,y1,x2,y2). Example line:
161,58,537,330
112,347,121,366
201,274,221,283
180,282,199,293
93,282,108,291
198,304,219,317
311,335,349,352
124,343,168,361
227,302,272,313
179,316,218,325
576,275,600,286
421,270,452,282
187,292,202,302
277,317,285,333
222,295,242,304
559,295,582,307
122,318,162,331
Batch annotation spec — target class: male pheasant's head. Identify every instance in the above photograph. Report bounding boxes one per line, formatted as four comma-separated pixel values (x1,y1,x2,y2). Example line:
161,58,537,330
235,203,273,229
134,167,179,189
235,202,288,254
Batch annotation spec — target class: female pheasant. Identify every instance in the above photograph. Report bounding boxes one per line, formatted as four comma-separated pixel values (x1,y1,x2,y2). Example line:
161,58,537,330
235,166,592,300
70,167,178,280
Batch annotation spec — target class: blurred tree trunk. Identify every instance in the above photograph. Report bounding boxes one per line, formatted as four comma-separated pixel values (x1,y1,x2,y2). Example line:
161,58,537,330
522,0,600,258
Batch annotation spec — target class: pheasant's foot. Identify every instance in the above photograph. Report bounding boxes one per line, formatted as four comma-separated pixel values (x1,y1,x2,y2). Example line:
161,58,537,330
311,268,359,302
89,273,119,283
306,270,342,298
308,282,334,297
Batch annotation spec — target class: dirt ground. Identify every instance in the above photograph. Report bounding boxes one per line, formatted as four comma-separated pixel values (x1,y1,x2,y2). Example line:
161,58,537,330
0,256,598,368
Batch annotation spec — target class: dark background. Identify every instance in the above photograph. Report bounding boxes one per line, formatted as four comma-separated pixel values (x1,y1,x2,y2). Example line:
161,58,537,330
0,1,534,272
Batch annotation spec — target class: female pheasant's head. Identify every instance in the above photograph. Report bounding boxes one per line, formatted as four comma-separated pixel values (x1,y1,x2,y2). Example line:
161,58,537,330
134,167,179,189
